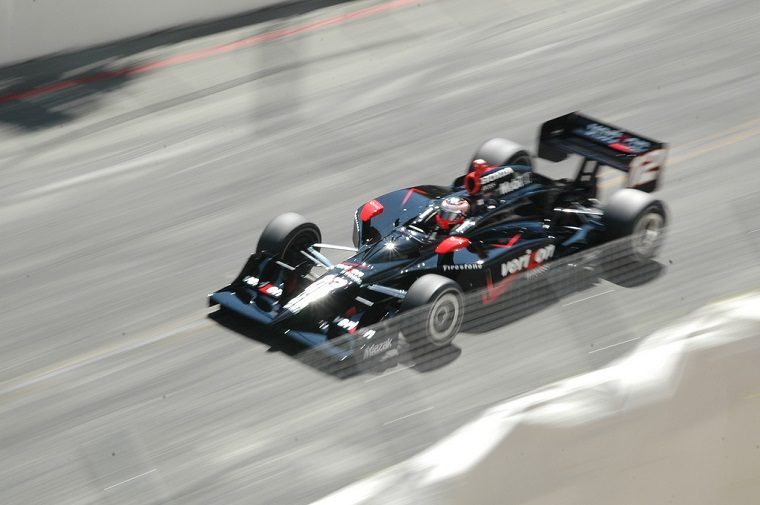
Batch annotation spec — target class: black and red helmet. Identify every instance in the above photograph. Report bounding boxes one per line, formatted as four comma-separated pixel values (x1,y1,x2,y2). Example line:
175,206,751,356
435,196,470,230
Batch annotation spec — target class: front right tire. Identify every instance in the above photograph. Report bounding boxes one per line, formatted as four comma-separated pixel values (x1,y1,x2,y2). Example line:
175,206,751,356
469,138,533,170
400,274,464,350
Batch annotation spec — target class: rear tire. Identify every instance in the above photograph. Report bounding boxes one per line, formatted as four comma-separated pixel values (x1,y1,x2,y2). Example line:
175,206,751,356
603,189,667,264
470,138,533,171
256,213,321,265
400,275,464,351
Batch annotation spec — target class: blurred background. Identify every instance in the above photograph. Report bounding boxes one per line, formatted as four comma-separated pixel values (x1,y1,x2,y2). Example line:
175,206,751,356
1,0,759,503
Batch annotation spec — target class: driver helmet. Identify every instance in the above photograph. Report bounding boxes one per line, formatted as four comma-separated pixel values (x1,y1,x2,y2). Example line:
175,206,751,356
435,196,470,231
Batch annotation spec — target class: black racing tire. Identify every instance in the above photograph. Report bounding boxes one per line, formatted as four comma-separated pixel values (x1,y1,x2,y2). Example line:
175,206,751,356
602,189,667,263
469,138,533,171
256,212,321,265
400,274,464,349
352,216,359,248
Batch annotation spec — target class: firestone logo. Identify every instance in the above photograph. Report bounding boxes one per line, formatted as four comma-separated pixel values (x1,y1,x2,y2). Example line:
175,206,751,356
442,264,482,271
501,244,555,277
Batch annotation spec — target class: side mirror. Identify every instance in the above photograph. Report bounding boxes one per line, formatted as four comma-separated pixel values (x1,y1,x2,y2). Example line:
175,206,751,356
360,199,384,222
435,236,471,254
360,199,384,245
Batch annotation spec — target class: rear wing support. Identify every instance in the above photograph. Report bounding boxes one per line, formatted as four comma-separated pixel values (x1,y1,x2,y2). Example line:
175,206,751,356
538,112,668,192
574,158,601,199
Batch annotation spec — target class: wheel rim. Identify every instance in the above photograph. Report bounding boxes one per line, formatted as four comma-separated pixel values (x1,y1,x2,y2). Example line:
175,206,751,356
631,212,664,259
426,291,461,346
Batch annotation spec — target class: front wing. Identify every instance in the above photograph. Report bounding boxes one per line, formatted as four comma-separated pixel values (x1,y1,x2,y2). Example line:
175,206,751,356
209,285,396,363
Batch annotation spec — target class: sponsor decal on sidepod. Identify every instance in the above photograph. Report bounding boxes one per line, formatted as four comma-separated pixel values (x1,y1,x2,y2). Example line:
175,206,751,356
442,263,483,271
501,244,555,277
363,338,393,359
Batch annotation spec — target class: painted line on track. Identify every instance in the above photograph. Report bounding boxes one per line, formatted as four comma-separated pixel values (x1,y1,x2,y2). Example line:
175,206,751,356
589,336,640,354
0,0,417,105
562,289,615,307
365,364,413,383
103,468,158,491
383,406,434,426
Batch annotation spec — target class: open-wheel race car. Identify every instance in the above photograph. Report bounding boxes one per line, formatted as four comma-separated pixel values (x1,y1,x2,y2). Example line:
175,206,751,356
209,112,668,365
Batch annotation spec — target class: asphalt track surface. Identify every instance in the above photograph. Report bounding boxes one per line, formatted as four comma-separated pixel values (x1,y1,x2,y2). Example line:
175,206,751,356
1,0,759,503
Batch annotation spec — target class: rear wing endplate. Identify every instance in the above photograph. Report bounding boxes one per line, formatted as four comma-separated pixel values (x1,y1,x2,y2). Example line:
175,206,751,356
538,112,668,192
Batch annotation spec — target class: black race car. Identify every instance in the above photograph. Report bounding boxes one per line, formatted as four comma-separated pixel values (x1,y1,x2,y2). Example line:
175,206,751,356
209,112,668,363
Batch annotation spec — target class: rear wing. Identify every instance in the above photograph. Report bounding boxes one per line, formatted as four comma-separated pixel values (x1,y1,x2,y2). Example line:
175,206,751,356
538,112,667,192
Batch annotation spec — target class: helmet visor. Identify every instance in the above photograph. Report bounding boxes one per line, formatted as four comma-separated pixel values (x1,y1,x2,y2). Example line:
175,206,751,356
438,209,464,223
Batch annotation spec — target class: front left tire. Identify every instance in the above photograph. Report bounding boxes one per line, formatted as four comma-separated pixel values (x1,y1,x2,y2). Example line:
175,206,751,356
256,212,322,265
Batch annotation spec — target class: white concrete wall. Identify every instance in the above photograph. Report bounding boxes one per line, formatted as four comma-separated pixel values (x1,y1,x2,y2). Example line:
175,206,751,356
314,293,760,505
0,0,286,66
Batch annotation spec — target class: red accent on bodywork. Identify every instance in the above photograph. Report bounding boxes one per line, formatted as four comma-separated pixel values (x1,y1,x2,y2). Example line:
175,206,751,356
258,283,273,293
471,159,494,175
360,199,384,222
481,271,518,305
435,236,471,254
492,233,522,249
464,172,481,195
465,160,496,195
401,187,428,206
435,214,464,231
608,142,634,153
